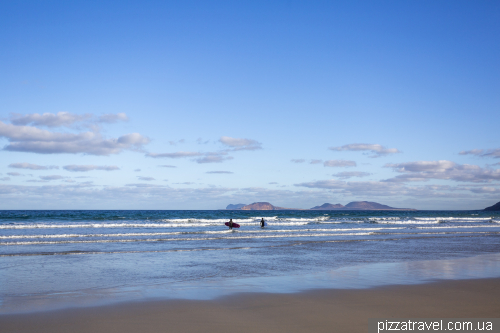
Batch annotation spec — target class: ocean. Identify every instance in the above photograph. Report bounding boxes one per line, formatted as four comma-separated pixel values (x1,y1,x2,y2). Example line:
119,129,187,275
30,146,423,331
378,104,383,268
1,209,500,313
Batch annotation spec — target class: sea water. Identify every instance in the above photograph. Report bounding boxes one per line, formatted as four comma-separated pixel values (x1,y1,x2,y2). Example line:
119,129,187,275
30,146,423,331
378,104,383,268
0,210,499,313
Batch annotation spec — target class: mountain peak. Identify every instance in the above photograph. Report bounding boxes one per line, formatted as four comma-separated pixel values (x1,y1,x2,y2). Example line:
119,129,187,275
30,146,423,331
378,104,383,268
484,201,500,211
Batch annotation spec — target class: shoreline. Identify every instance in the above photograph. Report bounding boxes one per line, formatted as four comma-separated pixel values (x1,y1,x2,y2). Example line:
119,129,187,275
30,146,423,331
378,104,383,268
1,277,499,333
2,252,500,315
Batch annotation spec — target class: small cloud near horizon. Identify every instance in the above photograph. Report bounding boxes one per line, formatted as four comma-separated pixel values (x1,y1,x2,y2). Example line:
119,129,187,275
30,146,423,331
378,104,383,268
39,175,64,181
9,162,59,170
63,165,120,172
459,148,500,159
219,136,262,151
332,171,371,179
323,160,357,167
137,176,155,181
329,143,401,158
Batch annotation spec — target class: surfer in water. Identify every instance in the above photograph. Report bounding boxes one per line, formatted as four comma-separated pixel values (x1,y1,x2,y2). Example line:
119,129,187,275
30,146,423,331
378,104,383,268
228,218,234,230
260,218,265,228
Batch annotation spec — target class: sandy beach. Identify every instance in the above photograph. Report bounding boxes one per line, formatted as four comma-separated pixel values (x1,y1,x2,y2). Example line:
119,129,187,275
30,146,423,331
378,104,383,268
1,278,499,333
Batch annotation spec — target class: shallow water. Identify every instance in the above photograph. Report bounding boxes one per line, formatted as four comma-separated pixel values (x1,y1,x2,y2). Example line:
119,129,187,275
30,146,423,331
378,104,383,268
1,210,499,313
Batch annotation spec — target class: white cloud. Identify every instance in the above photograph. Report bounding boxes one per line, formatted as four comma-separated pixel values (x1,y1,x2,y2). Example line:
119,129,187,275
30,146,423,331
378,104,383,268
206,171,233,174
219,136,262,151
294,179,477,200
137,176,155,181
39,175,64,181
147,151,202,158
0,121,150,155
148,136,261,164
459,148,500,159
384,160,500,183
310,159,322,164
329,143,401,157
10,112,91,127
291,159,305,163
158,165,177,168
9,163,59,170
332,171,371,179
295,179,401,193
10,112,129,127
0,181,497,210
196,153,233,164
63,165,120,172
7,172,23,177
323,160,357,167
147,151,233,163
125,183,163,187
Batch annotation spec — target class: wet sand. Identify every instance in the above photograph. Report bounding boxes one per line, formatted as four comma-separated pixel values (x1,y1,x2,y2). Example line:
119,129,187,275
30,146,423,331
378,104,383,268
1,278,499,333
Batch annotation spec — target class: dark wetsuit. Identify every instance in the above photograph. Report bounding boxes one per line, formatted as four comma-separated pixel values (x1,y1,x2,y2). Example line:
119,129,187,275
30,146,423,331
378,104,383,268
228,219,233,229
260,218,265,228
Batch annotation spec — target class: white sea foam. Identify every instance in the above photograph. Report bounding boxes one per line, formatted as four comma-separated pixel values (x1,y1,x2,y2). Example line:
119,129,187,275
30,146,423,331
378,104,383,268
3,228,499,247
0,232,376,246
0,227,412,240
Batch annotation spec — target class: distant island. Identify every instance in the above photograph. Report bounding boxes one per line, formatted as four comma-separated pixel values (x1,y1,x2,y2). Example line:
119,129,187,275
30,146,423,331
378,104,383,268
484,201,500,211
226,201,416,211
226,203,247,210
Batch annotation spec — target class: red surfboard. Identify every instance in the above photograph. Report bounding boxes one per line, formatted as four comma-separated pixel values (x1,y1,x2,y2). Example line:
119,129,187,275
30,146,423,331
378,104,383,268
225,222,240,228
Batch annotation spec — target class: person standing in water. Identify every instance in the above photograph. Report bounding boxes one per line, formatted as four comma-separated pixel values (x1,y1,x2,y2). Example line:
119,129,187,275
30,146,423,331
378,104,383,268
228,218,234,230
260,218,265,228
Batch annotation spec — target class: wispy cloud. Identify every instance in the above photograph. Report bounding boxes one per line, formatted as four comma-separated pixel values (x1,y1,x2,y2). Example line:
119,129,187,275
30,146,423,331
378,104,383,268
329,143,401,158
147,151,202,158
459,148,500,159
97,113,128,123
0,121,150,155
147,136,261,164
63,165,120,172
137,176,155,181
125,183,164,187
158,165,177,168
310,159,322,164
196,152,233,164
197,138,209,144
0,177,10,181
10,112,92,128
206,171,233,174
219,136,262,151
9,162,59,170
39,175,64,181
9,112,129,128
332,171,371,179
7,172,23,177
323,160,356,167
294,179,470,199
291,159,305,163
384,160,500,183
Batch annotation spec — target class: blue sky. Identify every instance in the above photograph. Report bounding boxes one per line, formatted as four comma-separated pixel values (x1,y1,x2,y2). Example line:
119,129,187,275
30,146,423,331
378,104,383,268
1,0,499,210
